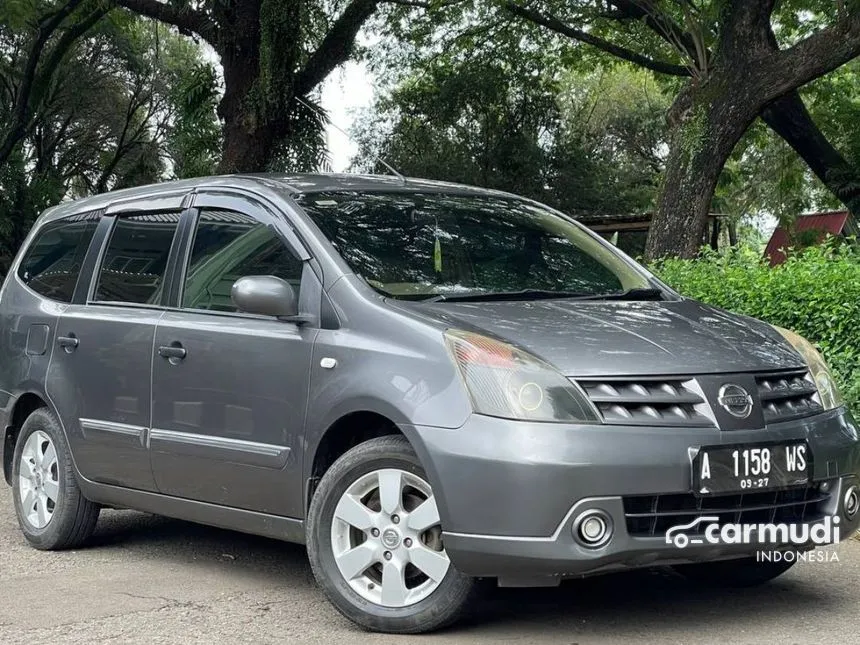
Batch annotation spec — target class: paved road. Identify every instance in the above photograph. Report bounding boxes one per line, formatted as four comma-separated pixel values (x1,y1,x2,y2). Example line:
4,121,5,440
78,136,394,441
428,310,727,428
0,490,857,645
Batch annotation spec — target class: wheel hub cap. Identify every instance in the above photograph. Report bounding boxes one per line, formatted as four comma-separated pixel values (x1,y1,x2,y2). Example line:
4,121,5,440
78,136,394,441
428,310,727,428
330,468,450,608
381,527,401,549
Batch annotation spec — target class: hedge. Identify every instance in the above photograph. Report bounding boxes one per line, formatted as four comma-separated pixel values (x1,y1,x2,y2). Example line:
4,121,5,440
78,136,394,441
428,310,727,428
651,242,860,413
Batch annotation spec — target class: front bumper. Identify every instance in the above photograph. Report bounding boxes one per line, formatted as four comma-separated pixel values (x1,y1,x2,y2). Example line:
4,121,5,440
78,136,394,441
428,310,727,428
409,407,860,581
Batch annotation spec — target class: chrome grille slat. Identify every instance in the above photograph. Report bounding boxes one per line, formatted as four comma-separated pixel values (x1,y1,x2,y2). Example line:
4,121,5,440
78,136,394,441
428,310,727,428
755,369,822,424
575,378,714,427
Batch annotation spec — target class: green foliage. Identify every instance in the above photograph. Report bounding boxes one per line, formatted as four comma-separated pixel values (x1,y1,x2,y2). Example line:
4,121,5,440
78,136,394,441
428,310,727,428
652,242,860,411
355,42,664,216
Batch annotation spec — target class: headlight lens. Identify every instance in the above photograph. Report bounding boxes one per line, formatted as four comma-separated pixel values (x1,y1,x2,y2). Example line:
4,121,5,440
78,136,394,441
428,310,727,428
444,330,600,423
773,326,844,410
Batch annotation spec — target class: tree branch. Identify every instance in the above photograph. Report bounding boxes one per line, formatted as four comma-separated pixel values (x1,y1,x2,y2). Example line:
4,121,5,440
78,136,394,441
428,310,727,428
0,0,89,166
773,10,860,95
607,0,702,65
113,0,219,45
503,3,691,77
295,0,380,96
761,91,860,216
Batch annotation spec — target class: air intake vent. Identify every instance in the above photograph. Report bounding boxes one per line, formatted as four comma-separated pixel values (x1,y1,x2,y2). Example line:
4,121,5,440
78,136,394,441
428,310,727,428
755,369,822,424
623,486,829,538
575,378,714,427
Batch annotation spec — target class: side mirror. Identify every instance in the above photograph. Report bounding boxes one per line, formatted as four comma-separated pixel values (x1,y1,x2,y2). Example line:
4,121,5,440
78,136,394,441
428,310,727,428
231,275,299,318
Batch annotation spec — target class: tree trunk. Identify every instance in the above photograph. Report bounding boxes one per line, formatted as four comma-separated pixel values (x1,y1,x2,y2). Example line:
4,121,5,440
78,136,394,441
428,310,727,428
213,16,276,174
645,86,759,260
761,92,860,216
219,119,275,173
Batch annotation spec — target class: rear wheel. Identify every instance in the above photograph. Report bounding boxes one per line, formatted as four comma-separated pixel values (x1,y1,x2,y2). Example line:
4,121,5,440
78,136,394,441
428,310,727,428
12,407,100,549
672,557,795,587
307,435,475,633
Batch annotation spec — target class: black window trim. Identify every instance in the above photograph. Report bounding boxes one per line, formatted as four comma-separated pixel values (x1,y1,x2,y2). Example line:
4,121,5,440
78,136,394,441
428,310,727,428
162,190,315,322
84,192,193,310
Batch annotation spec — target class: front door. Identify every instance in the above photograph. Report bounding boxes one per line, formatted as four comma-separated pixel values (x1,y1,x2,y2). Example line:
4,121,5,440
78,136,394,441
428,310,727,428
47,209,182,490
150,195,315,517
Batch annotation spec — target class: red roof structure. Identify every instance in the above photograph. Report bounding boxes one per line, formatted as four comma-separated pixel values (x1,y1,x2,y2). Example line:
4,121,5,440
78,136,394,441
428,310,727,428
765,211,851,266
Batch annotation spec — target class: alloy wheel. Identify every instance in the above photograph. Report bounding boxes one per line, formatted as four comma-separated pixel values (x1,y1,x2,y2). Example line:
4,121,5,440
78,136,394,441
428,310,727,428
18,430,60,529
330,468,450,607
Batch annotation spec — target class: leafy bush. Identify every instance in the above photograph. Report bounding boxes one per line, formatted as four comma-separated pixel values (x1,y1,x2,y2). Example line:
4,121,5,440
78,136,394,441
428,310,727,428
651,242,860,413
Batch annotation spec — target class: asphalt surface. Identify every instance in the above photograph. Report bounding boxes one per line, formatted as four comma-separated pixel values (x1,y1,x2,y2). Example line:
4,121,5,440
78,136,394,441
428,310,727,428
1,490,858,645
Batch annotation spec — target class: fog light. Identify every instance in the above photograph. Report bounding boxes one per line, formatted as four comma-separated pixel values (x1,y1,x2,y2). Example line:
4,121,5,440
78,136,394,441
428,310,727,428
573,510,613,548
844,485,859,519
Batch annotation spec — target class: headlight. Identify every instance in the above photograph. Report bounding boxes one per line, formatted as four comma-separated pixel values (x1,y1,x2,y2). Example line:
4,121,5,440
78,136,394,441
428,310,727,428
444,330,600,423
773,326,844,410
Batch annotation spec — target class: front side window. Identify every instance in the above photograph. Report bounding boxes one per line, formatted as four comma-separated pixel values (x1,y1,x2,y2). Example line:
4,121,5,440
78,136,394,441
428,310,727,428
298,192,655,300
182,209,303,313
94,214,180,304
17,214,99,302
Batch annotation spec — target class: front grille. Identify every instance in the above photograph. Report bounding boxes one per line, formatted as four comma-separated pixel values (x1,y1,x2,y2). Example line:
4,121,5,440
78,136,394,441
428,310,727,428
575,378,714,427
756,369,822,424
623,486,830,537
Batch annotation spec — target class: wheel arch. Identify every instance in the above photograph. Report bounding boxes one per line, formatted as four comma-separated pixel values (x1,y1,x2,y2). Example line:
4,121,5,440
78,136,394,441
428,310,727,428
303,400,441,516
2,388,50,485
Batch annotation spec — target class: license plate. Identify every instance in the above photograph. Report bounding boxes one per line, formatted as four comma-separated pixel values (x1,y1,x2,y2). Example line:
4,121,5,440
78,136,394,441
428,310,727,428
693,442,810,495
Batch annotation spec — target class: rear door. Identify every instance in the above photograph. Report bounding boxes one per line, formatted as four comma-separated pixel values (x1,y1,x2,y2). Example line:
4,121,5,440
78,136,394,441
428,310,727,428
149,191,316,517
46,195,187,490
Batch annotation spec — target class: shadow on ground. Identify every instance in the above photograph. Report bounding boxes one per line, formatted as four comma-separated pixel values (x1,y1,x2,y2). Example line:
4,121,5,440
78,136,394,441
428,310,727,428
85,508,839,637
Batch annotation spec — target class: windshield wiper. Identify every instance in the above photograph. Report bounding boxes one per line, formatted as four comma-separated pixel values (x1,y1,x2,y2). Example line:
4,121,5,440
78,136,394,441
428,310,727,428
423,287,665,303
574,287,664,301
422,289,592,303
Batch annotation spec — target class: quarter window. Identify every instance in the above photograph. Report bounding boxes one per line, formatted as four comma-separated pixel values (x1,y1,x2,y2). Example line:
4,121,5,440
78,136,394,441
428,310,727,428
17,214,99,303
182,210,303,313
94,213,180,304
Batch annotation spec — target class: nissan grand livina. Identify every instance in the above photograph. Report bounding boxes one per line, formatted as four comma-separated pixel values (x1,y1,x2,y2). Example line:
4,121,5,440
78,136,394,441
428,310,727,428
1,174,858,634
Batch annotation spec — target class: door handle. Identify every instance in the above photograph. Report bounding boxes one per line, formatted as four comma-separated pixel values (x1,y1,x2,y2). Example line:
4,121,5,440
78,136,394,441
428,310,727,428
57,335,79,351
158,344,187,362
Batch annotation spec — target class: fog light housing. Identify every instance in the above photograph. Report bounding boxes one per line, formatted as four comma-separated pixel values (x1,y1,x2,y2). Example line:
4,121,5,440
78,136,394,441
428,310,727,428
573,510,613,548
844,485,859,520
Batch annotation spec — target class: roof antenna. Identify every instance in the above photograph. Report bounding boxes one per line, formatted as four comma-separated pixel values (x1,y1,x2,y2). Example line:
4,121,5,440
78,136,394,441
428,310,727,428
294,95,406,184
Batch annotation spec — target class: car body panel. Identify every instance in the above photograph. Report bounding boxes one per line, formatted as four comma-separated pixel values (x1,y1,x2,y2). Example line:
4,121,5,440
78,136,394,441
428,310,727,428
394,299,804,377
1,173,858,589
150,308,314,516
46,303,163,490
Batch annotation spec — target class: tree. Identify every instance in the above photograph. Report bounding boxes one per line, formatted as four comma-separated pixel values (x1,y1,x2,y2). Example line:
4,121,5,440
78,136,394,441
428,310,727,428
499,0,860,258
0,6,220,268
113,0,383,172
0,0,109,167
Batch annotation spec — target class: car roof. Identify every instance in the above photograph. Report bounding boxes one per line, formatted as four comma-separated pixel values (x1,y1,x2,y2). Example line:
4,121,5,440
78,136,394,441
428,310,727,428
41,173,516,222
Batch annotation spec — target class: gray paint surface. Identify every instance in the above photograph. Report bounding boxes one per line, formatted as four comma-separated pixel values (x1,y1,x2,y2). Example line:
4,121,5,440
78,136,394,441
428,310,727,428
0,173,858,586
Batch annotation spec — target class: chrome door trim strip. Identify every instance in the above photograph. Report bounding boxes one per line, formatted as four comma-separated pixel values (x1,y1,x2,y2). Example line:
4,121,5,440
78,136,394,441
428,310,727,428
149,428,290,469
80,418,147,445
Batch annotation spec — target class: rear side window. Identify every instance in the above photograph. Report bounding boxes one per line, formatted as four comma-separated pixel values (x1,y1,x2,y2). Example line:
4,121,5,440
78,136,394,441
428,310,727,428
94,213,180,305
182,209,303,312
17,214,99,302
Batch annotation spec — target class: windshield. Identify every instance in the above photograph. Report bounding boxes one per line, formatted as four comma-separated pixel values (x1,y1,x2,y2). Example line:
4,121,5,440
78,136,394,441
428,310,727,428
298,191,658,301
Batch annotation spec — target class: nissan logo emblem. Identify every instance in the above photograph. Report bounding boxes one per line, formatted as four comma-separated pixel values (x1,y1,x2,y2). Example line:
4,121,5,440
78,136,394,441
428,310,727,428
718,384,753,418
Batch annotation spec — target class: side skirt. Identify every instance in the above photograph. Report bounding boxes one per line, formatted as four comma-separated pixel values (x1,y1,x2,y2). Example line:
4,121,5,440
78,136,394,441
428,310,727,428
77,477,306,545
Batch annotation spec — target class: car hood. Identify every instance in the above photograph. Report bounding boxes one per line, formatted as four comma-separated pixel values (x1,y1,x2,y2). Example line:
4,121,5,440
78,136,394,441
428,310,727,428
401,298,804,377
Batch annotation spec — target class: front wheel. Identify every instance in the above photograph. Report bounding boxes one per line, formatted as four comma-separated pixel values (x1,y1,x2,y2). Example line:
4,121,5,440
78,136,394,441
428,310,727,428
306,435,475,633
672,557,795,587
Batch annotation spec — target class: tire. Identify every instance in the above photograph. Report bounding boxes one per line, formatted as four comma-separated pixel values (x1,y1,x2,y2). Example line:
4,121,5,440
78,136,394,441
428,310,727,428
307,435,475,633
11,407,100,550
672,556,795,587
